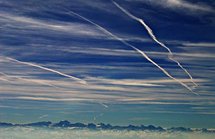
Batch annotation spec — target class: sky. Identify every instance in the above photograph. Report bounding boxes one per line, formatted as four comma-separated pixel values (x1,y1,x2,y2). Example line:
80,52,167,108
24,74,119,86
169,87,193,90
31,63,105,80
0,0,215,128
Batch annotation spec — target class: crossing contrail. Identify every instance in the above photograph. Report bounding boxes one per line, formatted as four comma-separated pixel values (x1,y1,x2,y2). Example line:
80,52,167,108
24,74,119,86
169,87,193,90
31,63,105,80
6,57,87,85
0,74,11,83
66,10,197,94
112,0,198,88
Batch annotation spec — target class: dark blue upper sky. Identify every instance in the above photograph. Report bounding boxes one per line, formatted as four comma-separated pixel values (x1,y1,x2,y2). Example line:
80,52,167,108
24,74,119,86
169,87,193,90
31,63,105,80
0,0,215,128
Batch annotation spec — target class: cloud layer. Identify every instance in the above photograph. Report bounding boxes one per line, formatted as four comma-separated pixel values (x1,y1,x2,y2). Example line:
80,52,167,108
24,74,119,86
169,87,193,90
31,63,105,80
0,0,215,128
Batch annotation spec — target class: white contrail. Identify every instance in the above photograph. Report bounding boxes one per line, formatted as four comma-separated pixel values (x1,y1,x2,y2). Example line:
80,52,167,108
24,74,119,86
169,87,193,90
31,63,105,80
0,72,20,83
100,102,109,108
112,0,198,88
38,114,48,119
0,71,59,88
66,10,197,94
0,76,11,83
6,57,87,85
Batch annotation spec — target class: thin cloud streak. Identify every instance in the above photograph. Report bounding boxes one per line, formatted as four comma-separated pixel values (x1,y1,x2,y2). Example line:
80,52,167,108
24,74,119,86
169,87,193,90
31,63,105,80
0,12,106,38
15,96,91,102
87,77,205,85
137,0,214,13
38,114,48,119
183,42,215,47
163,0,214,12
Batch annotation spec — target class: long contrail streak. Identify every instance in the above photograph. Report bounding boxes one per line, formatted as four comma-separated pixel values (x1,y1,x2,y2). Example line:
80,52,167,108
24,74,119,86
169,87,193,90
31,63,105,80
6,57,87,85
0,71,59,88
66,10,197,94
112,0,197,88
0,75,11,83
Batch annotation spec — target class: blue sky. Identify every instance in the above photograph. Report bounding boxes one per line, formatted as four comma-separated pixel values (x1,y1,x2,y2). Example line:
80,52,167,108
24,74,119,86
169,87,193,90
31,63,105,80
0,0,215,128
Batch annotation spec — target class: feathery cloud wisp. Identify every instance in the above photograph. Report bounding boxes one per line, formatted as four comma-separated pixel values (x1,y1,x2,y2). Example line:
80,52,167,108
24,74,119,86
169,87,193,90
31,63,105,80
132,0,214,13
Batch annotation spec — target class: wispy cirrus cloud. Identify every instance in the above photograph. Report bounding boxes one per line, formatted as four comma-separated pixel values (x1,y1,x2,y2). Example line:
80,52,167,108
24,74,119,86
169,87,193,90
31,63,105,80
0,12,106,38
182,42,215,47
160,0,213,12
131,0,214,13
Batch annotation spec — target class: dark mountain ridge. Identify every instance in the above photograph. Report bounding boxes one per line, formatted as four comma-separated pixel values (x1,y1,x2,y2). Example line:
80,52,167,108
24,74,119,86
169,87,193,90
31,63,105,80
0,120,214,133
